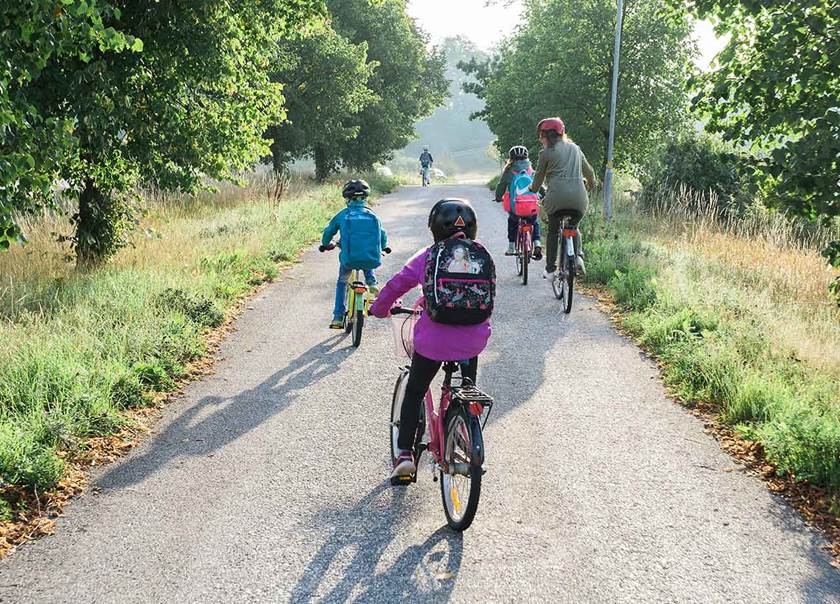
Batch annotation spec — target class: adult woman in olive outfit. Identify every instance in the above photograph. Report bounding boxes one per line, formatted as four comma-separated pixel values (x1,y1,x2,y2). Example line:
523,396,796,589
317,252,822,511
529,117,596,276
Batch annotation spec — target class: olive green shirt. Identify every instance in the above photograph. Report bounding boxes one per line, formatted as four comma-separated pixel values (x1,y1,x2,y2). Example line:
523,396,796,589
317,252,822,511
530,140,595,215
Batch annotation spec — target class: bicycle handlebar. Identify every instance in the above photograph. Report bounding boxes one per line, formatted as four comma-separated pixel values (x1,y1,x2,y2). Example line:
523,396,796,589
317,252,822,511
390,307,419,316
319,243,336,252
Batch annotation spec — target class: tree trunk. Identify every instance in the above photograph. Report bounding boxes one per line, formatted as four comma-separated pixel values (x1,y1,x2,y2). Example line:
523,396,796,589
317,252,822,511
75,178,104,269
313,145,330,182
269,138,287,201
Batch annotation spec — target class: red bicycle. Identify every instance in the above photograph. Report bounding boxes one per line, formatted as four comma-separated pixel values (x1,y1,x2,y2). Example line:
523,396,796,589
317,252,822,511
514,218,534,285
389,305,494,531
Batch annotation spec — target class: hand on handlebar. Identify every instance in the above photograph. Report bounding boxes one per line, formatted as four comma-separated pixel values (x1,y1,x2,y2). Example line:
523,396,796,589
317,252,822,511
383,247,392,255
319,243,336,252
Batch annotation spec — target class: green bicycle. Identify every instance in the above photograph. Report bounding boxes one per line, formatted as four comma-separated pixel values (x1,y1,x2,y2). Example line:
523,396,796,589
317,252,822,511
320,243,390,347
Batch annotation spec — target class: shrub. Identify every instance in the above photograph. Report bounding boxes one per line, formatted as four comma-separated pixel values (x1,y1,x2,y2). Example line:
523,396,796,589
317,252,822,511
641,132,755,217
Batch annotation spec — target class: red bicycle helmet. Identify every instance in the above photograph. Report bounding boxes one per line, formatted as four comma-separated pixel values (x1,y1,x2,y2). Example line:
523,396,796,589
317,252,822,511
537,117,566,137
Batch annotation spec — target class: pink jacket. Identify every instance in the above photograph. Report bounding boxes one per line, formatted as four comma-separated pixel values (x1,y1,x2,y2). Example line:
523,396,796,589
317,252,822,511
370,246,492,361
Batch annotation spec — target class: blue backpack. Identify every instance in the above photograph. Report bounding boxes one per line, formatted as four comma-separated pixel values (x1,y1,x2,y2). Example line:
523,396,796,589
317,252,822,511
341,206,383,270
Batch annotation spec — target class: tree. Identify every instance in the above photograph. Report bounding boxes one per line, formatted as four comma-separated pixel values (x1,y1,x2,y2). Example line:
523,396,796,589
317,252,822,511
463,0,695,174
2,0,323,265
689,0,839,225
326,0,448,173
267,21,377,187
0,1,137,249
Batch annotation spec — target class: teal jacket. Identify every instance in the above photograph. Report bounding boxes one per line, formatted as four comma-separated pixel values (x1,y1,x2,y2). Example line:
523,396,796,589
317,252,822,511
321,199,388,268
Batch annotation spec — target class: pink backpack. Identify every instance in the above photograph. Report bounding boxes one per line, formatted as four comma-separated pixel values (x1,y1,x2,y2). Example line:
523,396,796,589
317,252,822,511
502,167,540,217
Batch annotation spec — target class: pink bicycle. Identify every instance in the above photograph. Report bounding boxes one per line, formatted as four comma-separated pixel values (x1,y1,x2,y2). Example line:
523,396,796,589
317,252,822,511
388,304,494,531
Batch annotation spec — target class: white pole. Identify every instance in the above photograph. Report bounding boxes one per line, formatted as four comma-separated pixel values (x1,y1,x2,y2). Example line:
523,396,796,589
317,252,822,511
603,0,624,220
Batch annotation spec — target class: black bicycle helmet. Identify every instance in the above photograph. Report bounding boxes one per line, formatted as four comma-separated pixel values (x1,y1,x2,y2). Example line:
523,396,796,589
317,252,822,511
428,198,477,242
509,145,529,160
342,179,370,199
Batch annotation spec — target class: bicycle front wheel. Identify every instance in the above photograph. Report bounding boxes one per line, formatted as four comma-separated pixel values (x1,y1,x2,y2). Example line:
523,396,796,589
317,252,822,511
390,369,410,464
551,270,564,300
344,289,354,334
440,405,482,531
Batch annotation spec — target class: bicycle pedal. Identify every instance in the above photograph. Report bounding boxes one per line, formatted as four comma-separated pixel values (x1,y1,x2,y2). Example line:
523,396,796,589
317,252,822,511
390,474,415,487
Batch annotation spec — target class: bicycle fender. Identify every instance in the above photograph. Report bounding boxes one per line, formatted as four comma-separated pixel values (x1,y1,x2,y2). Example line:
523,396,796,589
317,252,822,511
468,415,484,468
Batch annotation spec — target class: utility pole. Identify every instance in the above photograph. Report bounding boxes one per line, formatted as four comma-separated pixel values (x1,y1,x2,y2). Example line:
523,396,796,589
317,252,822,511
603,0,624,220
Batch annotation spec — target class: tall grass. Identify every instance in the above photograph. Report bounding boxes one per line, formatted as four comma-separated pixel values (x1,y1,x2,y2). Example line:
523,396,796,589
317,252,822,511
0,172,398,495
583,186,840,495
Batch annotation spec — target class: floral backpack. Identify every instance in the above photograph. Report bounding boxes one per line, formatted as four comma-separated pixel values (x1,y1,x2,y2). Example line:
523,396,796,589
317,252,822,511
422,234,495,325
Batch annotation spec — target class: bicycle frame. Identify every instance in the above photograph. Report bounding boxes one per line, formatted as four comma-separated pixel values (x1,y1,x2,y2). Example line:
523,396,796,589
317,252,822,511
345,268,369,318
517,221,533,255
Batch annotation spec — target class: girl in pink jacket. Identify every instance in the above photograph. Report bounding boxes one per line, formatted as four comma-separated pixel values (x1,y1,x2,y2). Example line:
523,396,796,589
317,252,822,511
370,199,492,478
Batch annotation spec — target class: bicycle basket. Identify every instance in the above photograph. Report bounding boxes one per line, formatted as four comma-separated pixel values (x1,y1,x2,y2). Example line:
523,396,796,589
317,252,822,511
391,312,417,360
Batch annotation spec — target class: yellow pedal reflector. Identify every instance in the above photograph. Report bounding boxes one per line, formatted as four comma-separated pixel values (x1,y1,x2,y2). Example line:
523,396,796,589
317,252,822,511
450,486,461,514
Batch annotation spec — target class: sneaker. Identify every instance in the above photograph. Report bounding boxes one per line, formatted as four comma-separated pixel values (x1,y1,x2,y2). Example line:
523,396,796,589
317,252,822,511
368,285,379,296
532,244,543,261
329,319,344,330
575,255,586,276
391,450,416,478
505,242,515,256
543,268,556,280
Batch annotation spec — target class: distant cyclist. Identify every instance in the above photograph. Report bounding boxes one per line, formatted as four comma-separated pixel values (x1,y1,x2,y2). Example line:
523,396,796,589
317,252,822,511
419,146,434,186
528,118,596,277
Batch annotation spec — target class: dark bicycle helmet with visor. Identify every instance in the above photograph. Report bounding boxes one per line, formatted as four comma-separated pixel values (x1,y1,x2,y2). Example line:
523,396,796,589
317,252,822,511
508,145,529,160
428,198,477,242
342,179,371,200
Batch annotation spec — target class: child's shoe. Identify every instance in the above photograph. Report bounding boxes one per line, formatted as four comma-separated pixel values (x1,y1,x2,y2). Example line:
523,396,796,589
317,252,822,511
505,242,515,256
329,318,344,330
532,241,543,260
391,450,416,478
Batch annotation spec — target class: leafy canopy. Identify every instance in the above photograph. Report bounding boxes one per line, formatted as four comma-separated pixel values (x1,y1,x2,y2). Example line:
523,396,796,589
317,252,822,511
267,19,377,180
463,0,695,173
2,0,323,262
327,0,448,171
689,0,839,224
0,0,140,249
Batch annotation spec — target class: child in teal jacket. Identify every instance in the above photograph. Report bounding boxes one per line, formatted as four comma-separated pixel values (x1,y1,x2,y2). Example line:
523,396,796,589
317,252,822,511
320,180,388,329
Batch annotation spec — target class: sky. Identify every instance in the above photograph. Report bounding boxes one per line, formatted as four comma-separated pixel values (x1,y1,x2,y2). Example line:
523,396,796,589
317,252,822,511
407,0,728,70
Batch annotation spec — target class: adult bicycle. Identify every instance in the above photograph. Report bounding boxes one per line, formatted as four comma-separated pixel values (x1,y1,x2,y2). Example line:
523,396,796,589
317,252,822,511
420,165,431,187
319,243,390,347
551,215,578,314
389,305,493,531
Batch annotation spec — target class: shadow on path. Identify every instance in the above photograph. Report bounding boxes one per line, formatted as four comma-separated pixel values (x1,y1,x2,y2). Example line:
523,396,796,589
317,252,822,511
290,483,463,603
98,334,353,491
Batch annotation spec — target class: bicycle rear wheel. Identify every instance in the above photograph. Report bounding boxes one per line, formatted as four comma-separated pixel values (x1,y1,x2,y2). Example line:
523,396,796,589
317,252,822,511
440,404,482,531
522,248,529,285
564,254,575,314
351,310,364,347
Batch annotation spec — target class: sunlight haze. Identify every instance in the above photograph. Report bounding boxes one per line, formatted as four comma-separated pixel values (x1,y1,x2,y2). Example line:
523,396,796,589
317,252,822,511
408,0,726,70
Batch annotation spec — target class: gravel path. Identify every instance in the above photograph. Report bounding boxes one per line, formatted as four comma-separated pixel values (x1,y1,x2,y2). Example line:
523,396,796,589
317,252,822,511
1,185,838,603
